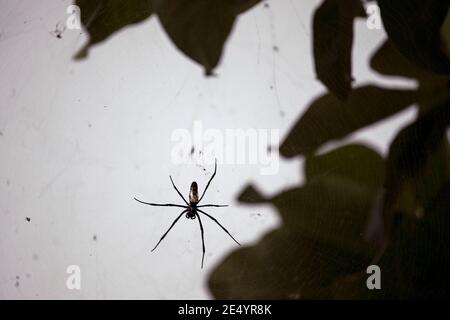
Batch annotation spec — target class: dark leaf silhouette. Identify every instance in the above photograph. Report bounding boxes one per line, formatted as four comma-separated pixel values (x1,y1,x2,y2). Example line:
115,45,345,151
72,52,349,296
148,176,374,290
329,272,374,299
209,229,368,299
210,143,383,298
333,180,450,299
381,98,450,243
305,144,384,190
74,0,260,73
312,0,366,100
369,38,450,237
377,0,450,74
209,0,450,300
378,181,450,298
280,85,422,158
75,0,153,59
371,40,437,81
226,0,262,14
370,40,450,92
154,0,261,75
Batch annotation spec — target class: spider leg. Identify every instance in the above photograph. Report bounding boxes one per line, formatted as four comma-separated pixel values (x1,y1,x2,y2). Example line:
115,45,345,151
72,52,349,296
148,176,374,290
198,158,217,203
169,176,189,205
151,209,188,252
197,204,228,208
195,212,206,269
134,197,187,208
197,208,240,246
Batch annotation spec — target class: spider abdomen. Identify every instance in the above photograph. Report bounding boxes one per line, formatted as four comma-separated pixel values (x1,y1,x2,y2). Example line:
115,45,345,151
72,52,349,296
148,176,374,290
189,181,199,204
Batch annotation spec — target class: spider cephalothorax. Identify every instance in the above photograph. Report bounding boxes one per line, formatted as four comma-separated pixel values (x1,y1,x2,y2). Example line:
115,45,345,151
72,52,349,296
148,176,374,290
134,159,240,268
185,203,196,219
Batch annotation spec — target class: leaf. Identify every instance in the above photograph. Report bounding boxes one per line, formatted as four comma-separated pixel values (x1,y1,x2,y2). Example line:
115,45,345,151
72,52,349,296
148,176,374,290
378,181,450,298
75,0,153,59
384,98,450,200
370,39,450,97
312,0,366,100
226,0,262,14
273,146,383,255
270,180,377,255
280,85,420,158
370,40,441,81
239,143,383,257
221,171,450,299
378,0,450,74
237,184,268,204
214,144,384,298
153,0,261,75
330,272,382,299
305,144,385,189
381,98,450,237
208,229,368,299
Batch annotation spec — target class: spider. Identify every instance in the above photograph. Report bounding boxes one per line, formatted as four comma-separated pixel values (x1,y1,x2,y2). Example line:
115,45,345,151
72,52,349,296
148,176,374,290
134,159,240,268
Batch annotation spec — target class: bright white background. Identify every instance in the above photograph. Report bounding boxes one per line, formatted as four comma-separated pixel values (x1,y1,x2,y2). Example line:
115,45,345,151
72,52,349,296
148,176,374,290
0,0,415,299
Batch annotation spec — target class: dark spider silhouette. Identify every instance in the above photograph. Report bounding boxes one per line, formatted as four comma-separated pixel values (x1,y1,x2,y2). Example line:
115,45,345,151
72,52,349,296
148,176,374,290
134,159,240,268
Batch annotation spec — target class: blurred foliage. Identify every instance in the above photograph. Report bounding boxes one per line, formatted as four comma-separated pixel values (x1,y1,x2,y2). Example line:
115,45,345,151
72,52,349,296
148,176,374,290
209,1,450,299
377,0,450,74
75,0,154,59
280,85,424,157
73,0,450,298
312,0,366,99
209,144,383,299
75,0,261,74
153,0,261,75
